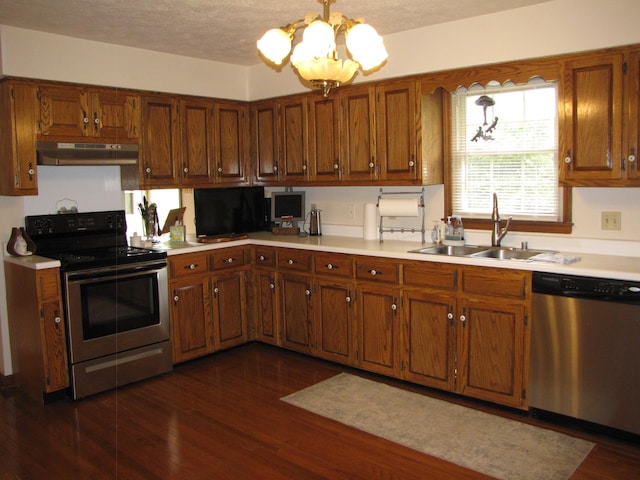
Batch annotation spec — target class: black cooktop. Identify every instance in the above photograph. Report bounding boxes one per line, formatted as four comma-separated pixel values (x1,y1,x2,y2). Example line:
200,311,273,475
25,210,166,271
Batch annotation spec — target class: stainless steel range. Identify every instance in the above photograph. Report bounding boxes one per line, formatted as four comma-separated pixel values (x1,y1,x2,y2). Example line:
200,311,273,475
25,210,172,399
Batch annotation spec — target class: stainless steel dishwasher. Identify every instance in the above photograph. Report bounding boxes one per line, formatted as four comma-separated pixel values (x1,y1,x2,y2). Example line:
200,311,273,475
529,271,640,436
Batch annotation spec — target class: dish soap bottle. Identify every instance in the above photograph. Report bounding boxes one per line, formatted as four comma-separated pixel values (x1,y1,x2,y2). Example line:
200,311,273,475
452,215,464,241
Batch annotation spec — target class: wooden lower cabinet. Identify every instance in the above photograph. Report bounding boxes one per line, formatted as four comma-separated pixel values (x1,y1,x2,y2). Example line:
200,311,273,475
5,262,69,401
252,269,280,345
402,289,456,392
279,272,314,354
457,298,528,407
314,278,356,365
211,270,248,350
169,275,213,363
168,248,248,364
356,284,401,377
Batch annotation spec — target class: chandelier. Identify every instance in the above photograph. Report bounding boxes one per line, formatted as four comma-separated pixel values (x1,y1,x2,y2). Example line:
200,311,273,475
257,0,388,96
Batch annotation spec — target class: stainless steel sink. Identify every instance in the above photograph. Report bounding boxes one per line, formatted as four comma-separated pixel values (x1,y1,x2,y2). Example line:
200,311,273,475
470,248,548,260
408,245,488,256
409,245,553,260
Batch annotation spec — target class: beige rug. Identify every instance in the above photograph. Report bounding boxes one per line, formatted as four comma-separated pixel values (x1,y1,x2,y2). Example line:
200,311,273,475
282,373,594,480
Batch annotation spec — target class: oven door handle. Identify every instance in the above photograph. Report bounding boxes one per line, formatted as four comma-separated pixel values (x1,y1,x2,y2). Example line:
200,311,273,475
66,261,167,283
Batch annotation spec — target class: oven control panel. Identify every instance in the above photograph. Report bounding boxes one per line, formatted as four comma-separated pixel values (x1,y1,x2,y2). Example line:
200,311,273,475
26,210,126,236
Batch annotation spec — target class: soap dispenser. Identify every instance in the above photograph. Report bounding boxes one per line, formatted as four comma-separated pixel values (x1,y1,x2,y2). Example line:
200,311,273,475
453,215,464,241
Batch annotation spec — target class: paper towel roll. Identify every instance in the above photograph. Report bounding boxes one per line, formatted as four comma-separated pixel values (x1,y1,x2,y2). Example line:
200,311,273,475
378,198,419,217
363,203,378,240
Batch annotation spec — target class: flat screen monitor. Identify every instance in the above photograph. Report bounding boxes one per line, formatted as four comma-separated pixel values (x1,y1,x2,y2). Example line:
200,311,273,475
194,186,266,237
271,191,305,224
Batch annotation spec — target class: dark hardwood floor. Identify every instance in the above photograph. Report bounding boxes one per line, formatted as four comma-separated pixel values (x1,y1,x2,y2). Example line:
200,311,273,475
1,343,639,479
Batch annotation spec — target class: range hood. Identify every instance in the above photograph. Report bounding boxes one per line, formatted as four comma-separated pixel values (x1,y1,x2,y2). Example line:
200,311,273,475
36,142,139,166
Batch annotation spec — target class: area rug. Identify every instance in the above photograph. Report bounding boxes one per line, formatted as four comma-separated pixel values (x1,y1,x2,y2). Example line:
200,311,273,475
282,373,594,480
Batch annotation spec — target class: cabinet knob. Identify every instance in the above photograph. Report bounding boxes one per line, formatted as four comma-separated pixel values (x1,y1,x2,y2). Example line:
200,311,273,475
368,269,380,276
218,166,223,173
408,159,415,168
145,166,152,174
273,165,278,172
213,287,219,294
369,161,375,169
183,166,189,173
223,257,235,263
345,296,351,303
391,303,397,311
564,156,572,164
629,154,637,164
447,312,453,320
302,164,307,171
288,259,295,265
185,263,198,270
333,163,339,170
258,255,266,261
174,295,179,302
305,289,311,296
269,283,275,290
54,316,61,324
325,263,334,270
460,314,466,323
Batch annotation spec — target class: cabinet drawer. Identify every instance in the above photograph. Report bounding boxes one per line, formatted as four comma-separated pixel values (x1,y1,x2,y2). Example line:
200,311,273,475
209,247,246,270
37,269,61,300
461,267,530,299
356,257,400,284
253,246,277,268
403,261,457,290
278,249,312,272
168,253,209,278
314,253,354,278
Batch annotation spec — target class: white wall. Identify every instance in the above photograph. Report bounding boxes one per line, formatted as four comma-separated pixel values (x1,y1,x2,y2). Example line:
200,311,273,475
2,0,640,376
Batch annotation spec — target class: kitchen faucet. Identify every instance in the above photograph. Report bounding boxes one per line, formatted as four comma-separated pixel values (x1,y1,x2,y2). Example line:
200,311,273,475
491,193,512,247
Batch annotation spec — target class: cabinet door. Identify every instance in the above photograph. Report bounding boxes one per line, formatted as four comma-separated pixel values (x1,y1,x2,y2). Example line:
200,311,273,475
214,101,249,184
356,284,400,376
40,299,69,393
141,95,180,187
279,273,313,353
340,85,377,181
308,93,341,182
254,270,280,345
402,290,456,391
38,85,88,137
252,101,280,183
179,98,214,186
561,52,624,183
456,298,528,408
314,279,355,365
212,271,248,350
91,89,140,140
376,80,419,181
626,49,640,181
170,276,213,363
281,96,309,181
0,81,38,195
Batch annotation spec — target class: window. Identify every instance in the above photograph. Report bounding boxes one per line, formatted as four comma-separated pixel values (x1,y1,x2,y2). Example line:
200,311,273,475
450,80,560,222
124,189,182,239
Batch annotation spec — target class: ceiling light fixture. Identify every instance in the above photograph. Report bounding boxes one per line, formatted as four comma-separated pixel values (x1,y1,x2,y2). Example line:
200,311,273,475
257,0,388,96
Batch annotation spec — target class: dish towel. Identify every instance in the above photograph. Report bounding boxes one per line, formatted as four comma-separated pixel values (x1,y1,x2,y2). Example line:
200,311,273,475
531,253,581,264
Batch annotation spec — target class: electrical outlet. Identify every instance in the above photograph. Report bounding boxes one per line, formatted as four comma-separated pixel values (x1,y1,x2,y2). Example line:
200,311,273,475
601,211,621,230
347,204,355,220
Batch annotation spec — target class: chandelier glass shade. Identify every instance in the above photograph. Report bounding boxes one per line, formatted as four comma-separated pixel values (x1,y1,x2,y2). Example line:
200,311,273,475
257,0,388,96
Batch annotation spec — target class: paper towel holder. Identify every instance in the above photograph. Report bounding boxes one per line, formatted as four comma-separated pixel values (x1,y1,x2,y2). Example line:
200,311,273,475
377,188,426,244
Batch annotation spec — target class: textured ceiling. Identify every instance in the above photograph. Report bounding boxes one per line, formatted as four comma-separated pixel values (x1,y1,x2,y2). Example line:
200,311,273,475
0,0,550,66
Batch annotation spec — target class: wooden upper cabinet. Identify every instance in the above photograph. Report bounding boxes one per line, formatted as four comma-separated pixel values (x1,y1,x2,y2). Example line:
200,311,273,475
252,100,280,183
625,48,640,181
560,51,624,184
280,96,309,182
140,94,180,187
180,98,214,186
376,80,419,182
0,80,39,195
308,93,341,182
38,85,139,140
340,84,377,181
214,101,249,184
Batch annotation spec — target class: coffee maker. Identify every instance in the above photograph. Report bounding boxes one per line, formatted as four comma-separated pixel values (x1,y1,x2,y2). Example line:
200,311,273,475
309,209,322,236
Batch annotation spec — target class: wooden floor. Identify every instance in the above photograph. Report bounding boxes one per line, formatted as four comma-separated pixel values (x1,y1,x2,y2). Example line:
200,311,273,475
1,343,639,480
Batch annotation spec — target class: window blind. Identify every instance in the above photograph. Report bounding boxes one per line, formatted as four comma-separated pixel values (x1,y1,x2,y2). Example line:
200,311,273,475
450,81,559,221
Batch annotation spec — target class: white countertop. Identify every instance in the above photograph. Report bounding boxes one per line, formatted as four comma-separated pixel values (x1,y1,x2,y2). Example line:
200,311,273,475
6,232,640,282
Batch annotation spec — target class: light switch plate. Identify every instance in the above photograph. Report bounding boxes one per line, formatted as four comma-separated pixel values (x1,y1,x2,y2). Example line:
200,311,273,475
601,211,621,230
